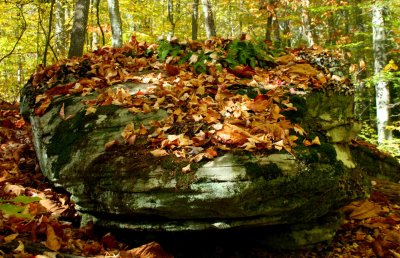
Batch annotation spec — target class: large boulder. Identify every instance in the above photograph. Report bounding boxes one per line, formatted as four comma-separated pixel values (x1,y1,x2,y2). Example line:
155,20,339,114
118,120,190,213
21,38,370,248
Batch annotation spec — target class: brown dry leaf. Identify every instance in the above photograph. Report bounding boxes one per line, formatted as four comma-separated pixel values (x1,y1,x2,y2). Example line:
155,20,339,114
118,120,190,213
122,123,136,142
59,103,66,120
85,106,97,115
287,63,318,76
14,240,25,254
104,140,119,150
34,96,51,116
311,136,321,145
122,241,173,258
150,149,169,157
215,124,249,145
165,63,180,76
389,250,400,258
275,54,294,64
4,233,18,243
293,124,306,136
45,224,61,251
247,98,270,112
182,164,191,173
349,200,382,220
303,139,312,147
4,183,25,195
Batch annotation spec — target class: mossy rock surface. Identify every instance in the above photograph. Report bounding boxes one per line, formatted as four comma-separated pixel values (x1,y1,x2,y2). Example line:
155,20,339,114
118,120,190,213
25,82,370,249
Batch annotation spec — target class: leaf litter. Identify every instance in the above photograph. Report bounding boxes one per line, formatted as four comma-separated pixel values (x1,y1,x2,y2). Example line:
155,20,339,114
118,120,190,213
4,37,399,257
24,36,352,164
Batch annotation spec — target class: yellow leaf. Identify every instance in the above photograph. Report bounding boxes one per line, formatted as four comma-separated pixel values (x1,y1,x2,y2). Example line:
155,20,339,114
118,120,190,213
14,240,25,253
85,106,97,115
46,224,61,251
311,136,321,145
150,149,169,157
182,164,191,173
384,59,398,71
4,233,18,243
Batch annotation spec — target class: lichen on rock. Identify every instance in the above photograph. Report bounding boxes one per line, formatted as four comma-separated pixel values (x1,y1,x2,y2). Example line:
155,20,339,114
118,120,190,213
21,37,372,249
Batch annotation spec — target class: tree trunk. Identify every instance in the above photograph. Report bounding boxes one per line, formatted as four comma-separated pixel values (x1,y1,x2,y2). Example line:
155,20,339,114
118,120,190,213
68,0,90,58
107,0,123,47
201,0,216,38
55,0,67,58
42,0,55,66
372,2,392,144
167,0,175,36
93,0,105,46
301,0,314,47
192,0,199,40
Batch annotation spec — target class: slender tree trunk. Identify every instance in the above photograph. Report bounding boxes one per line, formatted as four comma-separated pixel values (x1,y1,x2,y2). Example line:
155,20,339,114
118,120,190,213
93,0,105,46
192,0,199,40
201,0,216,38
372,1,392,144
272,18,280,48
107,0,123,47
43,0,55,66
68,0,90,58
351,0,368,118
167,0,175,36
238,0,244,35
301,0,314,47
55,0,67,58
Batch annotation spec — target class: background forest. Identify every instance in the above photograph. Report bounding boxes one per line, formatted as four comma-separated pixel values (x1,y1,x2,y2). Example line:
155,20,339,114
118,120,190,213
0,0,399,156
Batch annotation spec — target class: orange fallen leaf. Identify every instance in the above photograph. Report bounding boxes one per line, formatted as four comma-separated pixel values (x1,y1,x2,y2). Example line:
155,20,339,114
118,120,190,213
104,140,119,150
122,241,173,258
45,224,61,251
349,200,382,220
4,233,18,243
34,96,51,116
150,149,169,157
165,63,180,76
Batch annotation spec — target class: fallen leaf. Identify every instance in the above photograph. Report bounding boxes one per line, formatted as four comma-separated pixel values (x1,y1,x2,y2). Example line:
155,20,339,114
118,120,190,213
14,240,25,253
122,241,173,258
311,136,321,145
4,233,18,243
182,164,191,173
34,97,51,116
165,63,180,76
45,224,61,251
104,140,119,150
349,200,382,220
150,149,169,157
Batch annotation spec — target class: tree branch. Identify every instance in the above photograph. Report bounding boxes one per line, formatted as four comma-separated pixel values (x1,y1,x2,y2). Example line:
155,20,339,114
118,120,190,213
0,4,27,63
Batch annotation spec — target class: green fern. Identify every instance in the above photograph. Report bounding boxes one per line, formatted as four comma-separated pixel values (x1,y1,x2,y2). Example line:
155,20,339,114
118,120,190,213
157,40,183,61
225,40,276,68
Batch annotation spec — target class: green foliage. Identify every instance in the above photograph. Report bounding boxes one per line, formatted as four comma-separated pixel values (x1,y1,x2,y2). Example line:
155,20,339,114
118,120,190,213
157,40,183,61
0,196,41,218
225,40,275,68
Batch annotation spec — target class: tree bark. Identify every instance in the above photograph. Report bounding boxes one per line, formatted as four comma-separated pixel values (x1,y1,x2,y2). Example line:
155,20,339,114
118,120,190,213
42,0,55,66
167,0,175,36
68,0,90,58
372,2,392,144
192,0,199,40
93,0,105,46
107,0,123,47
201,0,216,38
301,0,314,47
55,0,67,58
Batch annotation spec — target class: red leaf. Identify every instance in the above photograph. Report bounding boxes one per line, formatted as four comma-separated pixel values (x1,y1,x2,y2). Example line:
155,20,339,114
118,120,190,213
165,63,180,76
230,65,255,78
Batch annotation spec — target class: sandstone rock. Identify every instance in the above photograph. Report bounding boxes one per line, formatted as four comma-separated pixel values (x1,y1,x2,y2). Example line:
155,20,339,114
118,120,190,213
21,80,370,248
20,39,372,248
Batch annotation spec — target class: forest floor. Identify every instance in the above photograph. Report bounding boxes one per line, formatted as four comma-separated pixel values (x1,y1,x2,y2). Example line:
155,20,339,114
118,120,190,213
1,101,400,258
